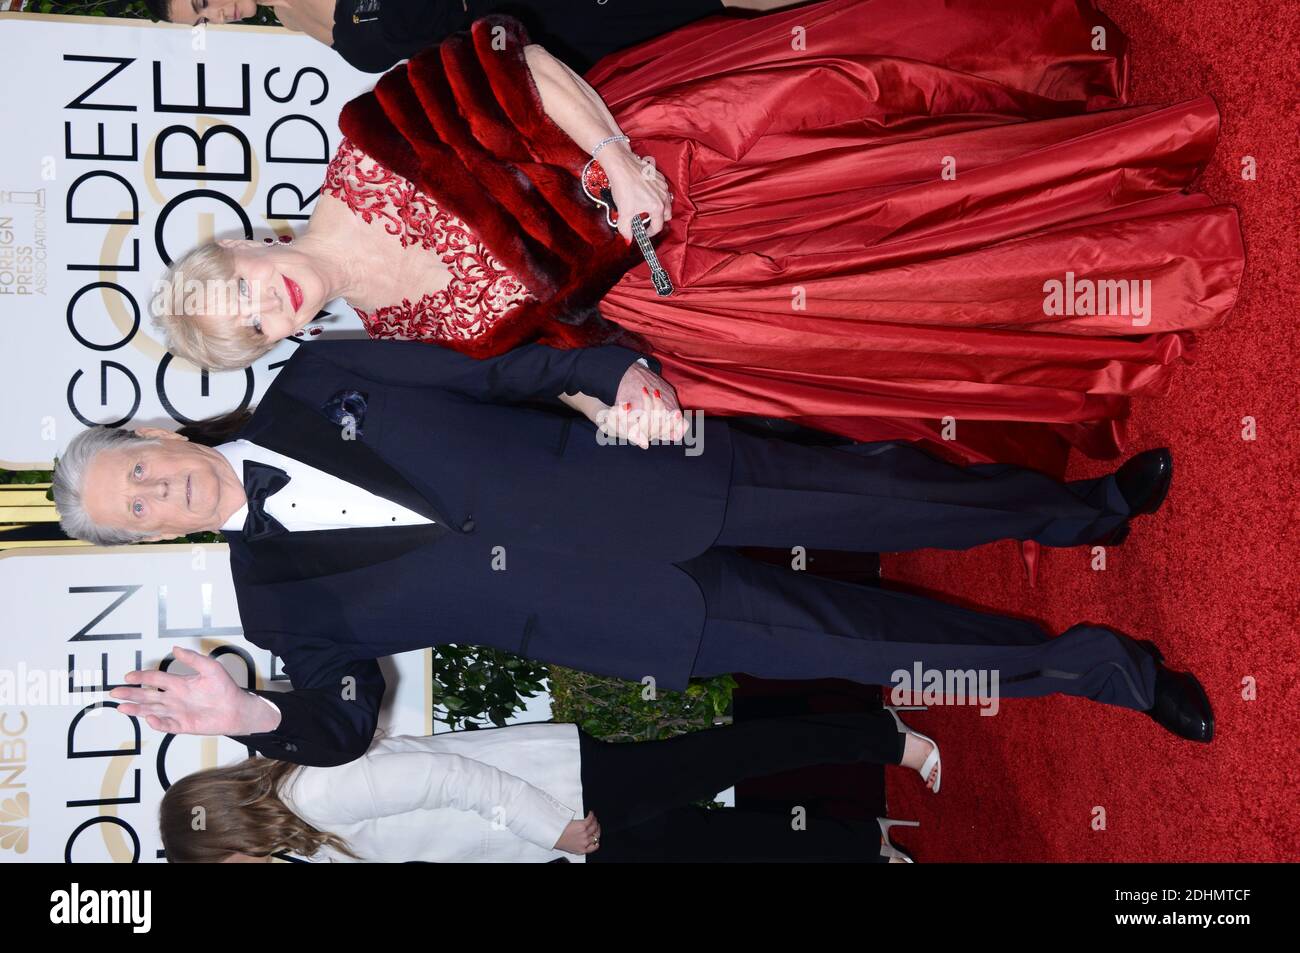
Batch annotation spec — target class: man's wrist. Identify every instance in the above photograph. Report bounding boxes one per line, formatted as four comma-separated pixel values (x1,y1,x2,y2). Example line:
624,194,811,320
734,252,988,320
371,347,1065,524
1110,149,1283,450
241,691,282,734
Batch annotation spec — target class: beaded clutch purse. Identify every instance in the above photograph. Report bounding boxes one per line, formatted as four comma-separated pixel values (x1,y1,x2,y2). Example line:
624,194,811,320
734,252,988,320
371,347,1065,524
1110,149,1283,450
580,159,674,297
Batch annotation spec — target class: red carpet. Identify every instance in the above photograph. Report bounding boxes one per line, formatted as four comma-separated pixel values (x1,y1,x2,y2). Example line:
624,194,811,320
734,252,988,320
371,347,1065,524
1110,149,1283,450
882,0,1299,861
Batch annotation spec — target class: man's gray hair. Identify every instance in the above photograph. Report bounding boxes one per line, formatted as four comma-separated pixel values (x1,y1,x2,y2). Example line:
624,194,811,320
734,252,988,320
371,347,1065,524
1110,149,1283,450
53,427,160,546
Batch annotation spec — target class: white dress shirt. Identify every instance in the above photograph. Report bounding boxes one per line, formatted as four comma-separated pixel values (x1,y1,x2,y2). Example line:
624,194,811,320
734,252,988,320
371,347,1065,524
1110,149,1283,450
215,439,432,533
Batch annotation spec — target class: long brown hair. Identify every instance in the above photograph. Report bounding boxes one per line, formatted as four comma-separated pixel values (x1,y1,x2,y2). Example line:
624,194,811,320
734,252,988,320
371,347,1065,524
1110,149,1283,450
160,756,362,862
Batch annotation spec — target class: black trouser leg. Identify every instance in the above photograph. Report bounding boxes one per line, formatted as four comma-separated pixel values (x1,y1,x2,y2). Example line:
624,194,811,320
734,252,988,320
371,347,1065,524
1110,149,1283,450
682,548,1157,711
578,712,903,833
578,713,904,864
715,432,1129,552
587,805,892,863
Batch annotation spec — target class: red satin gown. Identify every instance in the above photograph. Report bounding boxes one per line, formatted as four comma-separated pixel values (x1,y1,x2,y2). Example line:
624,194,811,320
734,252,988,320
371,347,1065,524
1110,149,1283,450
328,0,1244,482
587,0,1244,475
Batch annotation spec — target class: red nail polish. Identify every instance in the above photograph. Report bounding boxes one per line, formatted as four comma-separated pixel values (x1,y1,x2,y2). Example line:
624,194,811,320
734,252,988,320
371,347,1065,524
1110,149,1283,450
642,387,649,395
623,402,632,410
654,389,661,399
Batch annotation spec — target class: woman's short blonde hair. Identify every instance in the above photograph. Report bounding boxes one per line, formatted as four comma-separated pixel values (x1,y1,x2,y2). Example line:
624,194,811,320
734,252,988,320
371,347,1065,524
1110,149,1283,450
152,242,277,371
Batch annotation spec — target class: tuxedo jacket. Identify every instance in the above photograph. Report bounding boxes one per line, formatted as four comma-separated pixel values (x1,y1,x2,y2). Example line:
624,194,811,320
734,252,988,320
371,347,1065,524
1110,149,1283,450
228,340,733,767
279,726,585,863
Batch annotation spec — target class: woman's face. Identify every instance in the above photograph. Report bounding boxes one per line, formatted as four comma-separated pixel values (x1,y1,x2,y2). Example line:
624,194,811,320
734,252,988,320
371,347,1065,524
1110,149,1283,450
221,852,272,864
207,239,327,343
169,0,260,27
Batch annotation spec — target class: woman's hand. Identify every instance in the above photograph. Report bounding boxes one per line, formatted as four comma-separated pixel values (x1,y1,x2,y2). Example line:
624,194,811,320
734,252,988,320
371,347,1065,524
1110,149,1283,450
610,362,687,448
522,44,674,241
557,365,688,449
601,143,673,242
555,812,602,854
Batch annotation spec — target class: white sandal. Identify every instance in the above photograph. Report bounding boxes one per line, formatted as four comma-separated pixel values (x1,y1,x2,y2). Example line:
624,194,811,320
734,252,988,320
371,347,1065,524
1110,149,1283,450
877,817,919,863
885,705,942,794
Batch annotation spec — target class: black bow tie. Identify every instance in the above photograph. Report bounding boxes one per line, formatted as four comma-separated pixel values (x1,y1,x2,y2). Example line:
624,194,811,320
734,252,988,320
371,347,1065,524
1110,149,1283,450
242,460,290,542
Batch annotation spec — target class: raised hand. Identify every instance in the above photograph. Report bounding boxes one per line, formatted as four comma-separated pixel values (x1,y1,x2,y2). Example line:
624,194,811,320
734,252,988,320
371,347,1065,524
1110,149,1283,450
109,645,278,737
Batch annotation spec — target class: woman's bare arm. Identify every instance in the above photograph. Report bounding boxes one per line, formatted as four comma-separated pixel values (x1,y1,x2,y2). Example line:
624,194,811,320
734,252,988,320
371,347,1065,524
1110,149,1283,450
523,44,672,240
523,44,626,154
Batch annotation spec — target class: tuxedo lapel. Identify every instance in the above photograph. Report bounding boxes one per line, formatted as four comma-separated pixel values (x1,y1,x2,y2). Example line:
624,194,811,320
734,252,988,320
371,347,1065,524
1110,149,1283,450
240,386,451,525
228,387,452,584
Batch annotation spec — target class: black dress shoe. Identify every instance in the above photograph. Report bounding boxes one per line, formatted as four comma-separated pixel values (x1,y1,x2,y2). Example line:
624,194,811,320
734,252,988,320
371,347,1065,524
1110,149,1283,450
1115,448,1173,516
1140,643,1214,743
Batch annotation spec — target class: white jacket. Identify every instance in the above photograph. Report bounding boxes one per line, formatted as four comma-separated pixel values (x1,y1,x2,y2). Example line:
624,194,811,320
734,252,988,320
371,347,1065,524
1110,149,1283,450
278,724,586,863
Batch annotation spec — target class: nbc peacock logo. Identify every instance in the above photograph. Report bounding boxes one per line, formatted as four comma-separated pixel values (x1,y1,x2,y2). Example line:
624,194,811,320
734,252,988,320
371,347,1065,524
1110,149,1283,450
0,791,29,854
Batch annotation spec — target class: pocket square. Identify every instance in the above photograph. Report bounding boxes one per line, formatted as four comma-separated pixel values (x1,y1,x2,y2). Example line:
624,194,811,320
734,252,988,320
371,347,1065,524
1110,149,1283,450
322,389,369,436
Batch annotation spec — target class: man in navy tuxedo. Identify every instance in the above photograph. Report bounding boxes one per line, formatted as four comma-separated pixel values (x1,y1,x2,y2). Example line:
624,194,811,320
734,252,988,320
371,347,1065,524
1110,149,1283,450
54,339,1213,766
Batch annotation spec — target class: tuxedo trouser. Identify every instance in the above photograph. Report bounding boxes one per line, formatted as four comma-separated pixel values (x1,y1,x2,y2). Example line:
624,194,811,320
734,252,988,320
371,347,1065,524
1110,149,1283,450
685,432,1157,709
683,547,1157,711
714,432,1131,552
580,713,903,863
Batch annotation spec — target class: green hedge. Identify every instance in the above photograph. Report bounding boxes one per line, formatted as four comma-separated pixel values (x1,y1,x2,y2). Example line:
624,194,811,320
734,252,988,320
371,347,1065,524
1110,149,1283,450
550,667,735,741
0,469,53,486
433,648,735,741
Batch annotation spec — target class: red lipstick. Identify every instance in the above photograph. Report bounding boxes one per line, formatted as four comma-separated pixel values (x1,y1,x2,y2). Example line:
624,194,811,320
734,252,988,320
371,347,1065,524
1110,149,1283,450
283,275,304,313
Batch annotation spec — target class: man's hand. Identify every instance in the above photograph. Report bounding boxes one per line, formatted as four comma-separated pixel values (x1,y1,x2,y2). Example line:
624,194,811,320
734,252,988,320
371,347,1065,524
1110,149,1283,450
556,363,690,448
109,645,280,737
554,812,602,854
608,362,687,448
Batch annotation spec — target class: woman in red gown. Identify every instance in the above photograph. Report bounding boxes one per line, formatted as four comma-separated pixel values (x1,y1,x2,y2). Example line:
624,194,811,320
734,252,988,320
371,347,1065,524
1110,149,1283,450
157,0,1243,479
584,0,1244,473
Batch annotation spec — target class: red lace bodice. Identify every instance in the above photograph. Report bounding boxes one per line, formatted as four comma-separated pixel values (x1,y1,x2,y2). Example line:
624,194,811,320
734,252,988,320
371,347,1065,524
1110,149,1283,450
321,138,534,343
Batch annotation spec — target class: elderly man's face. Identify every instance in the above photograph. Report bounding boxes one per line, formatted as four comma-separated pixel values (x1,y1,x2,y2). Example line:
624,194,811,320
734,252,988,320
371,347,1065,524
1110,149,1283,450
81,430,246,541
167,0,260,26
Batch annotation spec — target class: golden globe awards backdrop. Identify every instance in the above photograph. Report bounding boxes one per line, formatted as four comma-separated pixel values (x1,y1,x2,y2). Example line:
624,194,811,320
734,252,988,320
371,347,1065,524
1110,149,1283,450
0,544,434,863
0,13,435,863
0,11,371,470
